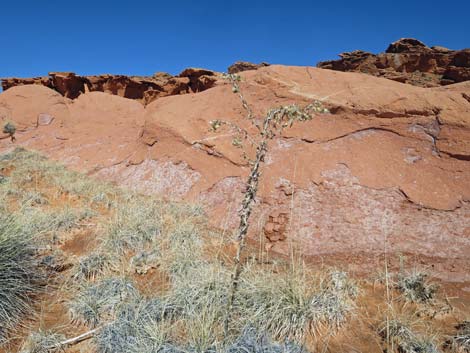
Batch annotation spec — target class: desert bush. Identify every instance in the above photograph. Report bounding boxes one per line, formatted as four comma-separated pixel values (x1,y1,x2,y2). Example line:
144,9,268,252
0,211,43,343
3,121,16,141
396,270,437,303
215,74,331,336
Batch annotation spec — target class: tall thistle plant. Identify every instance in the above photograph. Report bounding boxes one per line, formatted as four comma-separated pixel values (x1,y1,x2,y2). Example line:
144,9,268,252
211,73,329,337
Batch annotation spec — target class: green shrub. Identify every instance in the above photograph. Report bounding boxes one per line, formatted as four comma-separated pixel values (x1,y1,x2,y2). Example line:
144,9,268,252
3,122,16,140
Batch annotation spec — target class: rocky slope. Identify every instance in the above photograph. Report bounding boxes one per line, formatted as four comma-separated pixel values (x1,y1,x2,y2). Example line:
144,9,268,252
317,38,470,87
1,64,469,282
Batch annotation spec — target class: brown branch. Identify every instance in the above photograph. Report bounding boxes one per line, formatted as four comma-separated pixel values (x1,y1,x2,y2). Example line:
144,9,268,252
46,326,102,350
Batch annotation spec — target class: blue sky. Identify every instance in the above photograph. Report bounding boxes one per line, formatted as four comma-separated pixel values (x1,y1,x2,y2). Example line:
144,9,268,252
1,0,469,79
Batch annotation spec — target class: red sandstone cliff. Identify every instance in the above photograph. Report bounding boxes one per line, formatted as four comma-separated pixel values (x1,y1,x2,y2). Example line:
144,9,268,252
1,64,469,282
317,38,470,87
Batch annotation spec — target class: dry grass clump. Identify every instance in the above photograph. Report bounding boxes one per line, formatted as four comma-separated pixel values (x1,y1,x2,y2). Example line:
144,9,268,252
236,264,357,341
68,277,140,327
20,190,49,206
95,299,176,353
226,327,306,353
167,262,230,351
379,319,441,353
74,253,112,280
95,309,306,353
0,147,116,205
158,222,205,277
19,330,65,353
396,270,437,303
87,227,357,352
13,206,94,248
447,321,470,353
163,257,356,347
104,196,163,255
0,211,44,344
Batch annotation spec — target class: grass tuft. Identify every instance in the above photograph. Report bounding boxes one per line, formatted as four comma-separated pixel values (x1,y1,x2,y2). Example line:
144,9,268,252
0,211,44,343
226,327,306,353
236,265,357,341
396,270,437,303
19,330,65,353
95,298,176,353
68,278,140,327
379,319,441,353
104,197,163,255
447,321,470,353
74,253,112,280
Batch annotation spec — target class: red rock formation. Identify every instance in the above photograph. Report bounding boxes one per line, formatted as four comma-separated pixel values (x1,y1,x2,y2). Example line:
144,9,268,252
228,61,270,74
1,69,220,105
317,38,470,87
1,64,469,282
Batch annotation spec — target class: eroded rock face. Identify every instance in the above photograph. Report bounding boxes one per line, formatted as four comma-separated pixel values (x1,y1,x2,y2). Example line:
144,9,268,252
1,69,220,105
228,61,270,74
317,38,470,87
1,64,469,282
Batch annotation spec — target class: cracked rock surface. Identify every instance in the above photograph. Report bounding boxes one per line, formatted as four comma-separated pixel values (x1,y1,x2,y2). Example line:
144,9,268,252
1,64,469,281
